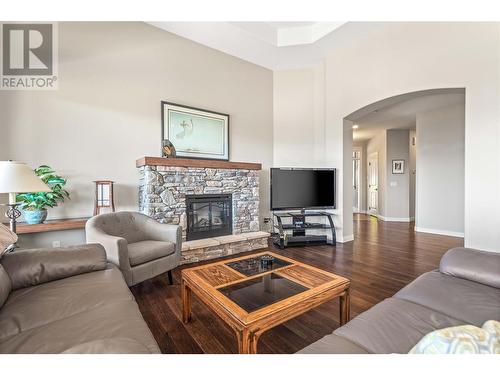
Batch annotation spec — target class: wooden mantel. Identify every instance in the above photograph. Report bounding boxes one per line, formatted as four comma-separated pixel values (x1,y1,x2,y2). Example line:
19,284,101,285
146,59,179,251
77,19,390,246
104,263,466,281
136,157,262,171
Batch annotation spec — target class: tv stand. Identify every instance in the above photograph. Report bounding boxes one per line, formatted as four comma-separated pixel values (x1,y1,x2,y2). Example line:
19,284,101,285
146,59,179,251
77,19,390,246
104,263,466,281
273,211,336,249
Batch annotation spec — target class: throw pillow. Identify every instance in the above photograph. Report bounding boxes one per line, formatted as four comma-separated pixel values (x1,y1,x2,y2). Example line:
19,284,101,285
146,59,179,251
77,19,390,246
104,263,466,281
410,320,500,354
0,223,17,258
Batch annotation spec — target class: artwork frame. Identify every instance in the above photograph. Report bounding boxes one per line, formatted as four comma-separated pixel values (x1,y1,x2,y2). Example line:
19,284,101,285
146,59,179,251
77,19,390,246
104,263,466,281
392,159,405,174
161,101,230,161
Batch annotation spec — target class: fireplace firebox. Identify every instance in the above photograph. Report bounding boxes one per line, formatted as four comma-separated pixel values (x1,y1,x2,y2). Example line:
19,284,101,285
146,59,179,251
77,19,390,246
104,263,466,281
186,194,233,241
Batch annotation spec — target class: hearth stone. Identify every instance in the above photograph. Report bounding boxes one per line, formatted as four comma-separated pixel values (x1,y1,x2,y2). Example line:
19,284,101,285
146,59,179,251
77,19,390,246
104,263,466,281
180,231,270,264
138,165,260,241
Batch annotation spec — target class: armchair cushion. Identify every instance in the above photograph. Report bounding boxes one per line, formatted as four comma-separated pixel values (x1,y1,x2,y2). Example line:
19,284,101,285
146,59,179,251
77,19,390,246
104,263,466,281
439,247,500,288
1,244,107,290
128,240,175,266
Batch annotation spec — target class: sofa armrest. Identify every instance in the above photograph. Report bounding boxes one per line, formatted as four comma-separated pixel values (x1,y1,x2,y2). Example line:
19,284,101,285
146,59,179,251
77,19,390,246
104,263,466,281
0,244,107,290
439,247,500,288
85,227,130,271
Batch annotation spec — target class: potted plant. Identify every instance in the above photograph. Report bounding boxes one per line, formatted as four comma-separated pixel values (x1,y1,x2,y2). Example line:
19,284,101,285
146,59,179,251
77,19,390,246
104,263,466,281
16,165,70,224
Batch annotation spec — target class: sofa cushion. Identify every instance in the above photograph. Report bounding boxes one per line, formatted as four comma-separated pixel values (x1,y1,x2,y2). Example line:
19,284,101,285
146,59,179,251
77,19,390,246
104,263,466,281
0,265,11,309
440,247,500,288
0,267,134,341
395,271,500,326
297,333,369,354
0,300,160,353
334,298,466,354
128,240,175,266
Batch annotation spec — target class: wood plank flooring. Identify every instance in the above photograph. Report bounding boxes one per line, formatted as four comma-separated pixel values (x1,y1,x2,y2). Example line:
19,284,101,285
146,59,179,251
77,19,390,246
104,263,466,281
130,214,463,354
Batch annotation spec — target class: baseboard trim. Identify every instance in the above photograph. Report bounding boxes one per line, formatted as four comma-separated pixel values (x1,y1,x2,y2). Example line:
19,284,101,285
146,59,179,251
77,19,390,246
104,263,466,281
378,215,411,222
340,235,354,243
414,226,465,238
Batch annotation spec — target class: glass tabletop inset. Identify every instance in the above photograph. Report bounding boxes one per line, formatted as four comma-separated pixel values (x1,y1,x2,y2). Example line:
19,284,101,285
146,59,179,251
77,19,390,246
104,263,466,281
218,273,309,313
225,255,292,277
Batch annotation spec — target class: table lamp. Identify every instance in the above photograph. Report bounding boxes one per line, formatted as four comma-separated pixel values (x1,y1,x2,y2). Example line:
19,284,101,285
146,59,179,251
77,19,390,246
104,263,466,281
0,161,51,233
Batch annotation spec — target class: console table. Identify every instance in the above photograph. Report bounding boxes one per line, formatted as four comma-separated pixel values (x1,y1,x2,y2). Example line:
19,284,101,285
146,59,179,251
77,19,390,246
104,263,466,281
273,211,336,249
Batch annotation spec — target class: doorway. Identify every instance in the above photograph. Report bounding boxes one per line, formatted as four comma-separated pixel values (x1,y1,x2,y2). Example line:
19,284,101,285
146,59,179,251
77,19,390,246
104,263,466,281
367,152,378,216
352,148,361,213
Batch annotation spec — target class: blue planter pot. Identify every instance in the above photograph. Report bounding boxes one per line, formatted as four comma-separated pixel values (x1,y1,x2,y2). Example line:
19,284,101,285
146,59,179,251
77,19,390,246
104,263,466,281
23,209,48,224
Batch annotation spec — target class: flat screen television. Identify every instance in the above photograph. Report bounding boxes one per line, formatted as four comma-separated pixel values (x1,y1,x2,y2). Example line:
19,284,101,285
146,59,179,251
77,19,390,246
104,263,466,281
270,168,336,211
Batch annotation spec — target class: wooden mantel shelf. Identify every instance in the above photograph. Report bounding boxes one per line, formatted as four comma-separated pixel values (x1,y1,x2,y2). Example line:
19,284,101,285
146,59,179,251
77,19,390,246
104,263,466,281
8,218,89,234
136,157,262,171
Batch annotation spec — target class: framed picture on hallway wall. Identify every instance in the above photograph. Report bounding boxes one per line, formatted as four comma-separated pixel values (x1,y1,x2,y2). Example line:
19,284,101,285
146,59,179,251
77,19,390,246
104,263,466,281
392,160,405,174
161,101,230,161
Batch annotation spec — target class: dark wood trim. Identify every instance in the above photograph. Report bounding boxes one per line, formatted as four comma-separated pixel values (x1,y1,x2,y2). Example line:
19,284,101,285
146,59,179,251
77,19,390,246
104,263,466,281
136,157,262,170
10,217,89,234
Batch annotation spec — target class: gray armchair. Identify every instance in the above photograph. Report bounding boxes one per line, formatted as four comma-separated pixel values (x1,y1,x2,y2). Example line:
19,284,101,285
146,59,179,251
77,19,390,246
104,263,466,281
85,211,182,286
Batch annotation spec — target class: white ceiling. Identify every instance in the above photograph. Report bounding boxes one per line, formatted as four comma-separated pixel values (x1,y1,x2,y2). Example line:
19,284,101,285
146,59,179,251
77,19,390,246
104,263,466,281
148,22,346,70
351,90,465,142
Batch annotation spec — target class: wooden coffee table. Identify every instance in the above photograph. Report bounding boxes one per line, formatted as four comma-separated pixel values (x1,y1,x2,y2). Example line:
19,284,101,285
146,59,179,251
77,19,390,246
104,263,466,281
181,251,351,354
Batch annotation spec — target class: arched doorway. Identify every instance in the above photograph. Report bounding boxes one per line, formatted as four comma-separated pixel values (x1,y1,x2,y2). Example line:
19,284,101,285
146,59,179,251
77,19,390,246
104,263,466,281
342,88,465,240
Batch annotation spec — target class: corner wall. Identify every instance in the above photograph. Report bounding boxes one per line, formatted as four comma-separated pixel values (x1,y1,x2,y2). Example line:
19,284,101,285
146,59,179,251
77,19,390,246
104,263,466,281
325,22,500,251
416,103,465,236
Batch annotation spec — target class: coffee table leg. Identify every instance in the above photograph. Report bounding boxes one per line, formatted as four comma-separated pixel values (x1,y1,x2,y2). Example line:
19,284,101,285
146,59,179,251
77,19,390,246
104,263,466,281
236,329,258,354
181,278,192,323
339,288,351,326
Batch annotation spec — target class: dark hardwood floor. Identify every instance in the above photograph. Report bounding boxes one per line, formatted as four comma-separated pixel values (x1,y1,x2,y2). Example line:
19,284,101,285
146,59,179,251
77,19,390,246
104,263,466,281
130,214,463,354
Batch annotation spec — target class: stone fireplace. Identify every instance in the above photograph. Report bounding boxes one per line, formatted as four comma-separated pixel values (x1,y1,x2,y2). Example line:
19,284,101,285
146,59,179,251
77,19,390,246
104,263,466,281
137,157,269,264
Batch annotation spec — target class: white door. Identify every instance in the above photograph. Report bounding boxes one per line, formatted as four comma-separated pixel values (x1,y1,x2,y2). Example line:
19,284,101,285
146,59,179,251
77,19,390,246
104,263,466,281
367,152,379,216
352,150,361,212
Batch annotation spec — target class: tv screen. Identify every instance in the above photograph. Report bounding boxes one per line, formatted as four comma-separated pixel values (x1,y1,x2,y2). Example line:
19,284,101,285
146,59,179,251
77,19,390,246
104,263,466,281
270,168,336,210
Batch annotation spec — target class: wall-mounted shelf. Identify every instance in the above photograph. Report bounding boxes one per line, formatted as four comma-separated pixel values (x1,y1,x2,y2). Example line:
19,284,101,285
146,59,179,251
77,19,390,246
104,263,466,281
5,218,89,234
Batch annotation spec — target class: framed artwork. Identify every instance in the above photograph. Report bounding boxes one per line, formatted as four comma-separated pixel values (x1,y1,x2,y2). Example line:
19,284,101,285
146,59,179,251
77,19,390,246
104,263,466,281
161,101,229,161
392,160,405,174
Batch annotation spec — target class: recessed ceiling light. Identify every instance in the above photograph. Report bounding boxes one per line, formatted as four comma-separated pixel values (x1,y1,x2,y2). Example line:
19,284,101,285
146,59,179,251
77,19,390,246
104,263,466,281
352,125,359,129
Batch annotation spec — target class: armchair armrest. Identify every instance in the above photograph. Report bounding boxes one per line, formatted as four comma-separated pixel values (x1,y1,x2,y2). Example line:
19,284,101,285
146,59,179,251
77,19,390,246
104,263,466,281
0,244,107,290
440,247,500,288
142,221,182,250
85,227,130,271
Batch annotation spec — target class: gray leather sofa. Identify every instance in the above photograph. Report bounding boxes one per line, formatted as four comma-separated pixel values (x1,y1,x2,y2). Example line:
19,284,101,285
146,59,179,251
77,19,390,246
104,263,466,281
86,212,182,286
299,247,500,354
0,244,160,353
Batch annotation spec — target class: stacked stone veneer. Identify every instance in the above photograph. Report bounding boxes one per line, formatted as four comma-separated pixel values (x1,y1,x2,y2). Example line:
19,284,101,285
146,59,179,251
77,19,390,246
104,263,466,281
180,232,269,264
138,165,260,241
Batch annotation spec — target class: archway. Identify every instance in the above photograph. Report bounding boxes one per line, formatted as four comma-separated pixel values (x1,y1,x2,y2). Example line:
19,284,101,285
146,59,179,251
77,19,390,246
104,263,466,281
342,88,465,241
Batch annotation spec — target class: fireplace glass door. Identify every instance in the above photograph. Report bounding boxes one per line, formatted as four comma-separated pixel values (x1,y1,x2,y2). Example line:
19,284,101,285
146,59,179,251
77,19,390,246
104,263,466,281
186,194,232,241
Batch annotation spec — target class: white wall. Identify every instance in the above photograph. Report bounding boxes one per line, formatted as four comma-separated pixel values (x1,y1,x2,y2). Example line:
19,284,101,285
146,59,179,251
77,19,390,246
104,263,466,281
321,22,500,251
273,23,499,250
273,64,325,167
416,103,465,236
385,129,410,220
0,22,274,247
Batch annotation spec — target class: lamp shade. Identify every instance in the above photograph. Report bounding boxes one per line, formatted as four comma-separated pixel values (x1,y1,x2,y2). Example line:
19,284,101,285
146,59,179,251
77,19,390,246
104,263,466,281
0,161,51,194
